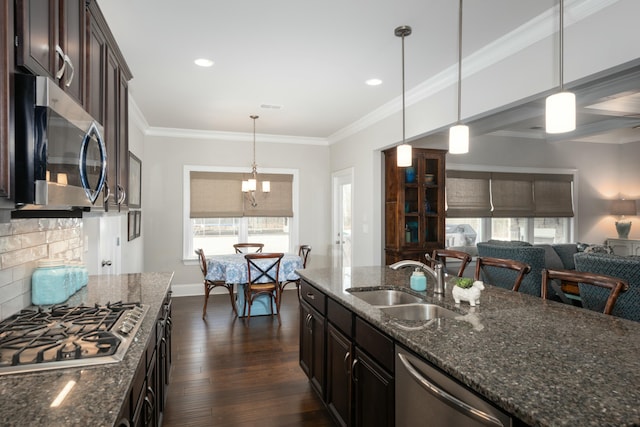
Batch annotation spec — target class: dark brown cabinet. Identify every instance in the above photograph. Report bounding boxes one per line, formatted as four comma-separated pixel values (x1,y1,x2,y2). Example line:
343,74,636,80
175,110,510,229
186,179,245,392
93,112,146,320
300,280,326,399
15,0,84,104
0,0,13,199
86,1,131,211
300,280,394,427
384,147,447,264
128,291,172,427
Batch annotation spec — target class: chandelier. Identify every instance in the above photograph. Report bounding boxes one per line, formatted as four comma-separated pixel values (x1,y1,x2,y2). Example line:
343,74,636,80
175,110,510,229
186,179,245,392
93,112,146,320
242,115,270,207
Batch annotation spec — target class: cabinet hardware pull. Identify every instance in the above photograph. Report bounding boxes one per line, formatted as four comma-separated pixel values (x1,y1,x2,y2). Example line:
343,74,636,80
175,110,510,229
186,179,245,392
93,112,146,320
306,292,315,300
397,353,504,427
103,185,111,203
343,352,351,375
351,359,359,382
55,45,66,80
63,54,74,87
117,185,126,204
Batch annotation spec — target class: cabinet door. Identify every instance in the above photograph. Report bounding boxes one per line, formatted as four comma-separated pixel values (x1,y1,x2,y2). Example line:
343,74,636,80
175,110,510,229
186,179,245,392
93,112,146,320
16,0,59,78
117,73,129,208
299,301,326,399
326,324,352,427
103,48,118,210
353,348,394,427
59,0,84,103
0,0,12,198
86,15,105,124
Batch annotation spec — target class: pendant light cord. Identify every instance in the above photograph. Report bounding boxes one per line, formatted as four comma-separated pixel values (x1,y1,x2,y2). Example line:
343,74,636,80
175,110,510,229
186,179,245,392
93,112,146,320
401,32,406,143
250,115,258,176
457,0,463,123
559,0,564,91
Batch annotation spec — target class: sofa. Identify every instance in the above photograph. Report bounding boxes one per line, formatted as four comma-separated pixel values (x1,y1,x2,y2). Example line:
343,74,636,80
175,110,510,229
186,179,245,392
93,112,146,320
574,252,640,322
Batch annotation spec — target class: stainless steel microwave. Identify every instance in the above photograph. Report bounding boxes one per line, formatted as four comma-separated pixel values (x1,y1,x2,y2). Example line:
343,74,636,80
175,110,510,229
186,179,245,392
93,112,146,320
14,74,107,210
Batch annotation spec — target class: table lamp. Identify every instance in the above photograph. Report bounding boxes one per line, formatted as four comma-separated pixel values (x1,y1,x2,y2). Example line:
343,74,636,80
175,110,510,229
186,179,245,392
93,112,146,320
610,199,637,239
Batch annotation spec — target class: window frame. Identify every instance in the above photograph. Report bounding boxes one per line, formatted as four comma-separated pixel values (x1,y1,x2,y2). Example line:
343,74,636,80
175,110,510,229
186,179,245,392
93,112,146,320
445,163,577,246
182,165,299,262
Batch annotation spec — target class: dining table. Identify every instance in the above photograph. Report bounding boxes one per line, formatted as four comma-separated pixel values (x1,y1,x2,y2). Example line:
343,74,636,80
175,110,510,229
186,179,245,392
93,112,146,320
206,253,302,316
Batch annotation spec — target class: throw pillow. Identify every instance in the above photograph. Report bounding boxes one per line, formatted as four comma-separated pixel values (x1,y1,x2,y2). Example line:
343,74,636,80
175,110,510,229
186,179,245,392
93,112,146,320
580,243,614,254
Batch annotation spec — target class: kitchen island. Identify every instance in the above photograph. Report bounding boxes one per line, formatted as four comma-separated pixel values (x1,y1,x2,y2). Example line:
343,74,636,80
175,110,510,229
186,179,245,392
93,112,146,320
0,272,173,427
298,266,640,427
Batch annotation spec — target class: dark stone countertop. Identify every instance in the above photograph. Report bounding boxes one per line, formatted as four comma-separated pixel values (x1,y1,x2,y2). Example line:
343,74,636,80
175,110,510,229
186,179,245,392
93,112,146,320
299,266,640,427
0,272,174,427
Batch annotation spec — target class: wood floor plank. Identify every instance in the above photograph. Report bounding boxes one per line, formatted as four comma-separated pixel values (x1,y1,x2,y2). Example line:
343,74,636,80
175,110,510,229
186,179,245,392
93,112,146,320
162,292,334,427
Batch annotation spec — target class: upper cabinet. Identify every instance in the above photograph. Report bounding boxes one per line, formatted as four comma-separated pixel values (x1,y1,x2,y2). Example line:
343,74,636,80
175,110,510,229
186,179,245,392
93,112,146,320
0,1,13,200
15,0,85,105
86,1,131,212
383,148,446,264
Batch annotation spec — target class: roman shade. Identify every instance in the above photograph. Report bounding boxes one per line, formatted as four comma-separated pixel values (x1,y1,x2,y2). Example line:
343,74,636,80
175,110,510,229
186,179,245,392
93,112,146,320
446,170,574,218
190,171,293,218
445,171,492,218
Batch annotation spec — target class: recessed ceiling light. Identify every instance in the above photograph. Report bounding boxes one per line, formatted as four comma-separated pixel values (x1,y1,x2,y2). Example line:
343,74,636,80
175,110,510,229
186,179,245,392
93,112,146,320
366,78,383,86
194,58,214,67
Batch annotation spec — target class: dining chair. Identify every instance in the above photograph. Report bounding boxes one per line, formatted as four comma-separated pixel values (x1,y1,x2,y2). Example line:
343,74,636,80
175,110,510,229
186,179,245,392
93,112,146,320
196,248,237,318
541,268,628,315
233,243,264,254
474,256,531,292
429,249,472,277
243,252,285,325
281,245,312,294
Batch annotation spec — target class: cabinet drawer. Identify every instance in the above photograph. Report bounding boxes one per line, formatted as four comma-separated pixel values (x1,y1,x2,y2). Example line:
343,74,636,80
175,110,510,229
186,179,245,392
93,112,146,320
327,298,353,339
355,317,394,373
300,280,326,315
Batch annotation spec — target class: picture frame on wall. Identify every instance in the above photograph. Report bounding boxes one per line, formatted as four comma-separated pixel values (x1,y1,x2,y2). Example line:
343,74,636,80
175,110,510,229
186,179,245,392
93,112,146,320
128,211,136,241
135,211,141,238
128,152,142,208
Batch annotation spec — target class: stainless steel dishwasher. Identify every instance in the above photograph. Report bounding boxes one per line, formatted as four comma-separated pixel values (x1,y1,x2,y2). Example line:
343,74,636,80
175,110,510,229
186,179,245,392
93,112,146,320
395,345,512,427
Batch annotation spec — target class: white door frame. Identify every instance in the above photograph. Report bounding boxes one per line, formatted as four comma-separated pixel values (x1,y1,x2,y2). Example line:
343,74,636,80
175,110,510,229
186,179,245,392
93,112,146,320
332,168,354,269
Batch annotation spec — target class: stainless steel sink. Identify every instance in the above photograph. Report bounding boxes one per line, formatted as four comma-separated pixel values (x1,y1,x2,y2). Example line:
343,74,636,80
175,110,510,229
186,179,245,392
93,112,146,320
379,304,458,321
347,289,423,306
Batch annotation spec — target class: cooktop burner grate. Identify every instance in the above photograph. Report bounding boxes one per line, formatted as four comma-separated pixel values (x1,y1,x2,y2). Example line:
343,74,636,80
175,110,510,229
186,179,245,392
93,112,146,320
0,302,148,375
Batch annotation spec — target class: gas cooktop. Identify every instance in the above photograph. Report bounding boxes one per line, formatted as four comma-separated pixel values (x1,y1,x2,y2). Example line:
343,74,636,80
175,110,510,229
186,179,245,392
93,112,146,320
0,302,148,375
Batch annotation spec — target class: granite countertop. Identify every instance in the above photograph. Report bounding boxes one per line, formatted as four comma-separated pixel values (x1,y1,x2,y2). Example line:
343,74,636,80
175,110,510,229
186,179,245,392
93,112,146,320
0,272,174,427
299,266,640,427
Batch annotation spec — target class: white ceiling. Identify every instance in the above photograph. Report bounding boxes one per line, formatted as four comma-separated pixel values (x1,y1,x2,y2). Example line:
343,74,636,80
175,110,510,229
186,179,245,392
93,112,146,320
96,0,557,140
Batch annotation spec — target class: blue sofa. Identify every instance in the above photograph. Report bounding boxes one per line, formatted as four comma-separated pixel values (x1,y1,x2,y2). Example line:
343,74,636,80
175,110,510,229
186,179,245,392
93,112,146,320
476,240,578,298
574,252,640,322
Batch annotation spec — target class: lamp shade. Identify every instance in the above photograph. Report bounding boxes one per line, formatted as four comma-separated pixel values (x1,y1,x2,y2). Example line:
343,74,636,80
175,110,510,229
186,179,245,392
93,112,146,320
449,124,469,154
397,144,412,167
610,199,637,216
545,91,576,133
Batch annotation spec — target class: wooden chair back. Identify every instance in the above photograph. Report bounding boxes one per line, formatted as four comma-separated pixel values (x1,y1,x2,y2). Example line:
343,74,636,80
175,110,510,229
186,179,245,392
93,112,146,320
474,256,531,292
429,249,471,277
245,253,284,286
195,248,208,277
541,268,628,315
234,243,264,254
299,245,312,268
196,248,238,317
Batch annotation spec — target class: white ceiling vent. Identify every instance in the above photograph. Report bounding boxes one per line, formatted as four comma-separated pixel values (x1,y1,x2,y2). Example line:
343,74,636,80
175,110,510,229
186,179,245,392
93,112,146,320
260,104,283,110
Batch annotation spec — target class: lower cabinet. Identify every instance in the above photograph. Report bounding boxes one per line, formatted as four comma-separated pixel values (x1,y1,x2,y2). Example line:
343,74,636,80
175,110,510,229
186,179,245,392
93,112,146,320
300,280,394,427
127,291,172,427
299,283,326,399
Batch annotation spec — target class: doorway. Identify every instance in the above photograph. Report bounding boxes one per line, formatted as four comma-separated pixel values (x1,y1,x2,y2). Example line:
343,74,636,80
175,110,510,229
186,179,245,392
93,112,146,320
332,168,353,269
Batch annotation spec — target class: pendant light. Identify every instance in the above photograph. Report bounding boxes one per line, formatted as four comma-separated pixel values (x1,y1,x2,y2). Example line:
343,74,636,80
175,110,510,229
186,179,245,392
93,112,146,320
395,25,412,167
449,0,469,154
242,115,270,208
546,0,575,133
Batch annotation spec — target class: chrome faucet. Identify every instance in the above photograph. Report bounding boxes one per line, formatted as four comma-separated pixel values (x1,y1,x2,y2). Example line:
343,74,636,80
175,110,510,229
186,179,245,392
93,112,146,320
389,258,445,294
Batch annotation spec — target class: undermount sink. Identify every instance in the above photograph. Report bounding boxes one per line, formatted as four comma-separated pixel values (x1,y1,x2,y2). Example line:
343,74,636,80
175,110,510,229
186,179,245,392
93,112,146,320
379,304,458,321
347,289,423,306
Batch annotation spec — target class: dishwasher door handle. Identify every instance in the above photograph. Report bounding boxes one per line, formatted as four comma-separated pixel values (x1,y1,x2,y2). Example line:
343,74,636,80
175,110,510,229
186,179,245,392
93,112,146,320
397,353,504,427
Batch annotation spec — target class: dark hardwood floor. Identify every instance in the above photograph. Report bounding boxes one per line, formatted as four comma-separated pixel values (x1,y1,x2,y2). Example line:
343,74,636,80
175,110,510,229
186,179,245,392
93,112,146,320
162,291,334,427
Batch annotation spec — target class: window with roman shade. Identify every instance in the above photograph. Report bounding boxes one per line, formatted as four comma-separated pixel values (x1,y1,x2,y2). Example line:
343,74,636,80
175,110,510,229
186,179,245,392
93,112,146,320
189,171,293,218
445,170,574,218
445,171,492,218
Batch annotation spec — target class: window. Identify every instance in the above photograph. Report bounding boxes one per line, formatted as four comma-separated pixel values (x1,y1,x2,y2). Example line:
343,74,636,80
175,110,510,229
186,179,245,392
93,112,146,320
445,169,575,248
184,166,298,259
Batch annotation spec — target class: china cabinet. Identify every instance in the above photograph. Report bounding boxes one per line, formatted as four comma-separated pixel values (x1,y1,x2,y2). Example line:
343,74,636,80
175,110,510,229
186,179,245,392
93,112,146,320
383,147,446,264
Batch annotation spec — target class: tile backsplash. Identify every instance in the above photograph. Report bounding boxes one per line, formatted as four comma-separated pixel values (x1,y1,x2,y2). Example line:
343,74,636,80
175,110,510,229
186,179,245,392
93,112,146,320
0,218,83,320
